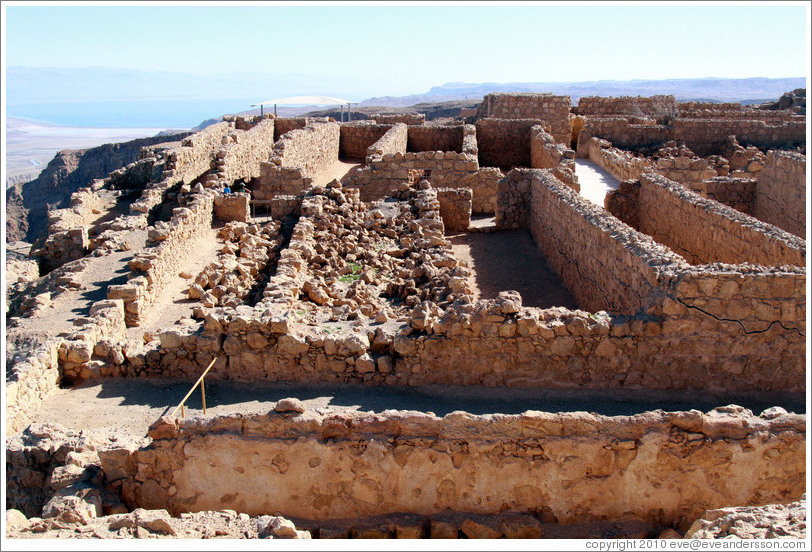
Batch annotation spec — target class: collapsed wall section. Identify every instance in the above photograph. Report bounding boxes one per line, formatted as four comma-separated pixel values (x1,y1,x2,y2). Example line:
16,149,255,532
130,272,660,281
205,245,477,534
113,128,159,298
637,173,805,267
107,408,805,527
753,151,806,238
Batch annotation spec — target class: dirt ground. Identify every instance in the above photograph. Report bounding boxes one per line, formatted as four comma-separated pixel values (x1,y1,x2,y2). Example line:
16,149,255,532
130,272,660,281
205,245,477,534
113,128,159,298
32,378,805,439
447,228,578,310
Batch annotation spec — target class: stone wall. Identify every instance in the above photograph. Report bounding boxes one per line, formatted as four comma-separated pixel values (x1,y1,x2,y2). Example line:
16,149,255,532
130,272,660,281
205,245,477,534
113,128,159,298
407,125,463,153
371,113,426,125
273,117,333,140
346,150,479,203
637,173,805,267
754,151,806,238
5,341,63,435
685,177,756,215
208,118,276,183
530,126,579,191
476,93,571,144
256,122,341,199
107,192,215,326
364,123,408,163
586,138,652,181
578,117,806,157
475,118,540,171
436,187,472,231
339,122,392,161
576,95,676,118
106,407,806,527
213,193,250,223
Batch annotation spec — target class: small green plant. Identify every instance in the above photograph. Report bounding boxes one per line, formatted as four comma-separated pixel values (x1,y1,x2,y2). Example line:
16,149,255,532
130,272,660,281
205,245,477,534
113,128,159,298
339,262,363,283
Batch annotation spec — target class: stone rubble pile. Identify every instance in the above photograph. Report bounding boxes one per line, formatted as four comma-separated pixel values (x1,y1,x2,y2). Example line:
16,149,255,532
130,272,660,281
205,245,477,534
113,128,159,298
188,220,284,309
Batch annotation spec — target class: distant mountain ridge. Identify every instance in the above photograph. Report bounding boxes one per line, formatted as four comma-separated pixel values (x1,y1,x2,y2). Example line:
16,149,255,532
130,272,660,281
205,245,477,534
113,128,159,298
358,77,806,107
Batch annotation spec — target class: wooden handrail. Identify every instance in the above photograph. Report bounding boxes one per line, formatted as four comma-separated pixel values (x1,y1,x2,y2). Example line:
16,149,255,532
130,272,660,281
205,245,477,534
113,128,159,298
169,357,219,419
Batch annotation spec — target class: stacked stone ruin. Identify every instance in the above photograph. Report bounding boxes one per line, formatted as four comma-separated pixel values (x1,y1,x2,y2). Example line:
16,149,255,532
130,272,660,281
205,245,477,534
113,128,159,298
5,92,807,539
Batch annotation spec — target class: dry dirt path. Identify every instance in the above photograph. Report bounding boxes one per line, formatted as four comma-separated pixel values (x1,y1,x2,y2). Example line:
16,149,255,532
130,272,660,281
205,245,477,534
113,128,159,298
447,229,578,310
313,160,362,187
7,229,148,354
34,378,805,439
127,225,222,340
575,158,621,206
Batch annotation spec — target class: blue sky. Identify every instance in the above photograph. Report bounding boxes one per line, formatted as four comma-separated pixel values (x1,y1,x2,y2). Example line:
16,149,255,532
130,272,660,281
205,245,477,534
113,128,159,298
3,2,809,97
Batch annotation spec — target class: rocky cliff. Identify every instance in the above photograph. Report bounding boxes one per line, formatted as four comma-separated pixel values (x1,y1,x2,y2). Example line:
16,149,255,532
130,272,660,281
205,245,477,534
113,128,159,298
6,133,190,245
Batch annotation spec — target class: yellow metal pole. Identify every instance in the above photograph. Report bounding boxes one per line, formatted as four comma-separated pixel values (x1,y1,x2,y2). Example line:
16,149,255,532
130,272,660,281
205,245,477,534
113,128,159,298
201,378,207,415
169,357,219,419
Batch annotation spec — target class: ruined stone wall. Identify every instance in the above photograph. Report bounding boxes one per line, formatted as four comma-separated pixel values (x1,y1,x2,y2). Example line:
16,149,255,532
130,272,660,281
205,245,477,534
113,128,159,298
576,95,676,117
107,408,806,527
5,341,62,435
371,113,426,125
407,125,464,153
686,177,756,215
256,123,341,199
586,138,652,181
35,188,106,270
525,170,684,315
167,122,235,185
476,93,571,143
339,122,392,160
209,118,276,182
108,192,215,326
578,118,805,157
754,151,806,238
58,299,127,382
654,156,719,185
530,126,579,191
638,173,805,266
459,168,502,214
475,118,540,171
346,151,479,203
678,103,804,122
436,187,472,232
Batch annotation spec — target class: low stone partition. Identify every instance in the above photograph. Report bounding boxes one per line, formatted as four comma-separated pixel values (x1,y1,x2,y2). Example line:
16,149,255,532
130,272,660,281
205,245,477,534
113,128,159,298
364,123,408,163
754,151,806,238
637,173,805,267
578,117,805,157
407,125,464,153
208,118,276,183
105,406,805,527
476,93,571,144
256,122,340,199
108,191,215,326
530,126,579,191
436,187,472,231
685,176,756,215
339,122,393,161
585,137,652,181
476,118,548,171
576,95,676,118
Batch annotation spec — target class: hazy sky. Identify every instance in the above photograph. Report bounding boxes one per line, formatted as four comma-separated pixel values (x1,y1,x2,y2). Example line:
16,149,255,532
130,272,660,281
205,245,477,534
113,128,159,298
3,2,809,97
